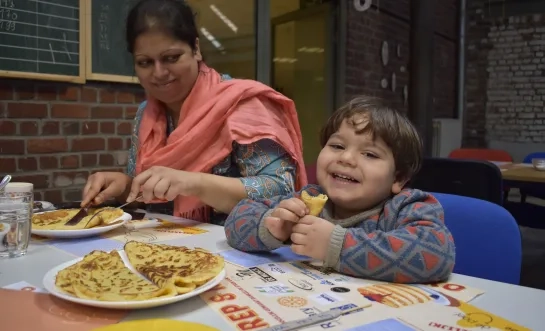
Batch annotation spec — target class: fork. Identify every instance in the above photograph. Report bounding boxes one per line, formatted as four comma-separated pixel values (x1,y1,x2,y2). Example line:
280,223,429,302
82,193,143,227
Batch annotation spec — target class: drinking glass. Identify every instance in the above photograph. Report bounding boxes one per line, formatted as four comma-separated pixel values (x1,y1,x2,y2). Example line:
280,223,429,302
0,192,33,258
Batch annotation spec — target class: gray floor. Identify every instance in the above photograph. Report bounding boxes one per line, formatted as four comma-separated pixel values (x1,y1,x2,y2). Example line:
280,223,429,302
508,190,545,290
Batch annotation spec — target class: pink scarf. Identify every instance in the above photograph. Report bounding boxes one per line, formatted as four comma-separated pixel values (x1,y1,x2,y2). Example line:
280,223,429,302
136,63,307,221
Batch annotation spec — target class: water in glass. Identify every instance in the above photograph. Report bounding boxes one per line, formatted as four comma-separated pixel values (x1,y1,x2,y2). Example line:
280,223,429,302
0,192,32,258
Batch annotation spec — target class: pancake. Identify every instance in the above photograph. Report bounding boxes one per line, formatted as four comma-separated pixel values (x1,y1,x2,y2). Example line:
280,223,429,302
124,241,224,294
300,190,328,216
55,250,176,301
32,208,124,230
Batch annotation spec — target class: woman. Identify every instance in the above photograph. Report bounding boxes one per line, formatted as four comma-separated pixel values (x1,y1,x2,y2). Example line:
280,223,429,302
81,0,307,225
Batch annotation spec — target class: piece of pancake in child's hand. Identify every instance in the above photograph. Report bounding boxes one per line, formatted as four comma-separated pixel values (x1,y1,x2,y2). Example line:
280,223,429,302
300,191,328,216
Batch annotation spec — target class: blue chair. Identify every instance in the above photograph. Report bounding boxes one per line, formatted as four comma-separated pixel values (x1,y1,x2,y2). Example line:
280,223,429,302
432,192,522,284
520,152,545,203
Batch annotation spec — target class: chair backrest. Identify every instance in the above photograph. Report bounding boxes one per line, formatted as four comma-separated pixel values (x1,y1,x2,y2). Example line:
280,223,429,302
448,148,513,162
522,152,545,164
410,157,503,205
432,192,521,284
305,163,317,185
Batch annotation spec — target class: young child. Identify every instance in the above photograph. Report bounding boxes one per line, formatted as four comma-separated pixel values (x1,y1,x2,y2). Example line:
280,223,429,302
224,96,455,284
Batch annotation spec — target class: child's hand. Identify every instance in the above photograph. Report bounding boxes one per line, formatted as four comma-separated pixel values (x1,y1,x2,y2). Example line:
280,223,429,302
264,198,308,241
290,215,335,260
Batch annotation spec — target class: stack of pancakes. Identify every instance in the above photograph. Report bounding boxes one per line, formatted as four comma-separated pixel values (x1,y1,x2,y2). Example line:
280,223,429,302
55,241,225,302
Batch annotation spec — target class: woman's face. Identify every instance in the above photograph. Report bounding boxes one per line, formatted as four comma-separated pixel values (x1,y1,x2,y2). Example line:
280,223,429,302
133,31,202,109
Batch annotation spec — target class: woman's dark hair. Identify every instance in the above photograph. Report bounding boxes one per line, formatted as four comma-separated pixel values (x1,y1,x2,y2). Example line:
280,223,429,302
126,0,199,54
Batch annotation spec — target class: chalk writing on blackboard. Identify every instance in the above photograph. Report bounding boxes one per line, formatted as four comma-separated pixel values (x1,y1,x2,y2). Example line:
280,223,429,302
99,4,109,50
0,0,80,77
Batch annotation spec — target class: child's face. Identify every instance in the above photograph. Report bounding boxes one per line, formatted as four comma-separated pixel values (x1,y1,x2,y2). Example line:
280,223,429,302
316,118,405,218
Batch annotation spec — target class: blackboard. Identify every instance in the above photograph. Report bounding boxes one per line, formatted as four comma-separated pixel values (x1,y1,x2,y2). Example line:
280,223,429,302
0,0,85,82
86,0,139,83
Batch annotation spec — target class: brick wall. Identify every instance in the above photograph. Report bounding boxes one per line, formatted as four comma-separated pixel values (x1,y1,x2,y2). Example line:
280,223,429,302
465,0,545,147
0,0,461,204
343,0,459,118
0,80,143,203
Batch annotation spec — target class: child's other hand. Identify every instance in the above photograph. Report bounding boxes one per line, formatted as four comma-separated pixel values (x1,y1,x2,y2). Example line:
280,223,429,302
290,215,335,260
264,198,308,241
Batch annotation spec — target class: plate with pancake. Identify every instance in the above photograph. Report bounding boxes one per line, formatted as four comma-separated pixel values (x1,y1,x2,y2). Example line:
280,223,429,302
31,208,131,238
42,241,226,309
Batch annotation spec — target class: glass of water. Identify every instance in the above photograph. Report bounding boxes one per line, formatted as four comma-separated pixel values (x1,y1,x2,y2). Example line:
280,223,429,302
0,192,33,258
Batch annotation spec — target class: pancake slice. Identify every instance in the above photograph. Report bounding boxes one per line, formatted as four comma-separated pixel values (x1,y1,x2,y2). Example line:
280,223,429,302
124,241,225,294
300,190,328,216
55,250,176,301
32,208,124,230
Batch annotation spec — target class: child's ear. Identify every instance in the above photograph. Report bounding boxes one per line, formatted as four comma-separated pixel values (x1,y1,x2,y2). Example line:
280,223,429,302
391,174,409,194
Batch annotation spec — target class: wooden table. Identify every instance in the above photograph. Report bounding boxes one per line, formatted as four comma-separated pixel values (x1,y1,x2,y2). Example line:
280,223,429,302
493,162,545,183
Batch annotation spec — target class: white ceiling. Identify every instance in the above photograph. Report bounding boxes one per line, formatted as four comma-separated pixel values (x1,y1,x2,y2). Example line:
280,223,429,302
188,0,300,40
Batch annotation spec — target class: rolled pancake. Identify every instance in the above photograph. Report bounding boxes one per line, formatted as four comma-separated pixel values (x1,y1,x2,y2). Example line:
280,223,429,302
32,208,124,230
124,241,225,294
55,250,176,301
300,190,328,216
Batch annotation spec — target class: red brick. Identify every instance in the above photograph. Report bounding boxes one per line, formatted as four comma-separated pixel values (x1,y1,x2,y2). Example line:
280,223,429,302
100,122,115,134
99,90,116,103
134,92,146,103
91,168,124,174
91,106,123,119
117,91,135,103
41,122,60,135
14,86,36,100
108,138,123,151
125,138,132,149
0,157,16,172
39,156,58,169
43,190,63,204
58,86,79,101
0,83,13,100
51,104,89,118
20,121,39,135
81,87,98,102
81,154,98,167
62,122,80,135
64,190,82,202
27,138,68,154
6,103,47,118
52,171,88,188
60,155,79,169
82,121,99,135
72,138,105,152
36,85,57,101
125,106,138,119
0,120,16,135
0,139,25,154
117,122,132,135
18,157,38,171
99,154,115,166
12,174,49,189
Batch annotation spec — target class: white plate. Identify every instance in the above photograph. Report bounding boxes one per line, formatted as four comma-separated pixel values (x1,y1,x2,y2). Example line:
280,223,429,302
31,212,132,239
42,250,226,309
33,201,55,212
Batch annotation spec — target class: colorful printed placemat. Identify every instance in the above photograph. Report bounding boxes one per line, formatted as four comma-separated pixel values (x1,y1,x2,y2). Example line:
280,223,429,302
35,218,209,257
199,261,529,331
101,218,208,243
